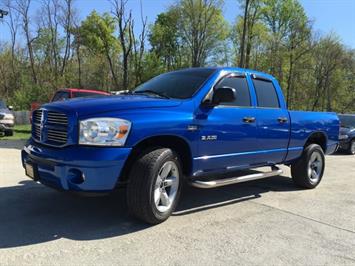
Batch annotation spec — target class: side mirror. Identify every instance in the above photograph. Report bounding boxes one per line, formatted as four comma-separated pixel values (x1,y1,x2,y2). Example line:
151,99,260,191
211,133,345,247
212,87,236,105
8,105,13,111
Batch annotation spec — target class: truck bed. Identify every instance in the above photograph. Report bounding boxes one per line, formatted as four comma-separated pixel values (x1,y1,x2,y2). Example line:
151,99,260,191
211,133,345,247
285,110,339,162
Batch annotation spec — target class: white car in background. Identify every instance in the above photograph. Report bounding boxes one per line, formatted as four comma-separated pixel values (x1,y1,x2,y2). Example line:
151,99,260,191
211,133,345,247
0,100,14,136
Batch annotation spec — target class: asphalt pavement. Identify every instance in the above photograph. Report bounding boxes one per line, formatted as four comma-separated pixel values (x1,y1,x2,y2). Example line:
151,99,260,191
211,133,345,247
0,140,354,265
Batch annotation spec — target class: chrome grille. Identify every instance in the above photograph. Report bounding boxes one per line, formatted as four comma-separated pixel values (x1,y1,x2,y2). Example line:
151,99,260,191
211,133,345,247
32,110,43,141
32,109,69,146
47,111,68,125
47,128,67,144
33,109,43,124
33,124,41,140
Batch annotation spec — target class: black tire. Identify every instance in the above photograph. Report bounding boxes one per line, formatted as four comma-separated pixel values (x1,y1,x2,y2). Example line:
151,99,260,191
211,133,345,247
291,144,325,189
348,139,355,155
126,148,182,224
5,130,13,136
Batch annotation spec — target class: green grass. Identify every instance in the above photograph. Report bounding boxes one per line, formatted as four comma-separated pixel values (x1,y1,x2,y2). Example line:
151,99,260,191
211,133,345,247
0,124,31,140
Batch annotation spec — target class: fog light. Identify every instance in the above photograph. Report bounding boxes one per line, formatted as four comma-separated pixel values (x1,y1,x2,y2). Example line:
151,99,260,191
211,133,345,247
68,169,85,184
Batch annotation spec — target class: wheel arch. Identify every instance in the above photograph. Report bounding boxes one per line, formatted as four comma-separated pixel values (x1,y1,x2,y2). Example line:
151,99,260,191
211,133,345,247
120,135,193,183
304,131,327,153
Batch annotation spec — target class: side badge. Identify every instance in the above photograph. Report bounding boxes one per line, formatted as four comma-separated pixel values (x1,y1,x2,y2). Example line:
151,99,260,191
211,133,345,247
201,135,217,141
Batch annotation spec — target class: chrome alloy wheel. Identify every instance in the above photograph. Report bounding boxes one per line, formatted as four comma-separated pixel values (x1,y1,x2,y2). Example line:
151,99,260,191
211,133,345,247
154,161,180,213
308,151,323,183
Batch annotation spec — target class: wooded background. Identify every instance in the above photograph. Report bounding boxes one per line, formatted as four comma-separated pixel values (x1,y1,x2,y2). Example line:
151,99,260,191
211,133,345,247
0,0,354,112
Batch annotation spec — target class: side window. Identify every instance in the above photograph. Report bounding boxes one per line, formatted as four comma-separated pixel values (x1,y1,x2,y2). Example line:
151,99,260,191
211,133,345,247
252,79,280,108
52,91,69,102
217,76,251,107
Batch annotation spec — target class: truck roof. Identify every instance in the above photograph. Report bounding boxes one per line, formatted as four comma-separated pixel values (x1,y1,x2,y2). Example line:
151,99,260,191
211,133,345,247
175,67,275,80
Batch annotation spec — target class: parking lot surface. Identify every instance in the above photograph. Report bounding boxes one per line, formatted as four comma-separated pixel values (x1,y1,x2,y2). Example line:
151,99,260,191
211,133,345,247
0,140,354,265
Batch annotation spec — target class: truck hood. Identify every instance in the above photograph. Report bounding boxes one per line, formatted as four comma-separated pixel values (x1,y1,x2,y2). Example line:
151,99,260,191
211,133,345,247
43,95,182,116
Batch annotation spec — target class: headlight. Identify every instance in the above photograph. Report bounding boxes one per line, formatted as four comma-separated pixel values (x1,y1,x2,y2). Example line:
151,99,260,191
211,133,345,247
79,118,131,146
339,134,349,140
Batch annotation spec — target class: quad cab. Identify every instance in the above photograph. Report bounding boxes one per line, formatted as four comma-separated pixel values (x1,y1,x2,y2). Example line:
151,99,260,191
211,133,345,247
22,68,339,224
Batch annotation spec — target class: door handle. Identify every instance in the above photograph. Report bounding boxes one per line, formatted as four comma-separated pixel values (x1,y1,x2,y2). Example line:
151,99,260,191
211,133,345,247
278,117,288,123
243,117,256,123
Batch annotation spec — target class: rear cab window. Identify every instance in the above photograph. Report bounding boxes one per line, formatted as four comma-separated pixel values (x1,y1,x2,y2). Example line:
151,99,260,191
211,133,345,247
252,76,280,108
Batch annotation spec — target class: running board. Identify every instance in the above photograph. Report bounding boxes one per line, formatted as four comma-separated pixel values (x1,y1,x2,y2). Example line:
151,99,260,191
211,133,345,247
189,166,283,189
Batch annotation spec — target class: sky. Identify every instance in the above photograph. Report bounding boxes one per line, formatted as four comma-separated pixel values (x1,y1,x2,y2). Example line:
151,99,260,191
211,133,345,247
0,0,355,48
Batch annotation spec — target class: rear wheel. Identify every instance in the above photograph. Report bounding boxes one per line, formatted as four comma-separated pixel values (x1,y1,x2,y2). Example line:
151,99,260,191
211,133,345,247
291,144,325,189
126,148,182,224
348,139,355,155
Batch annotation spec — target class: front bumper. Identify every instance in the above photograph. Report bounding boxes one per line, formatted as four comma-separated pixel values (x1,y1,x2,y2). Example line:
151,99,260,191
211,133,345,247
21,139,132,192
0,120,14,130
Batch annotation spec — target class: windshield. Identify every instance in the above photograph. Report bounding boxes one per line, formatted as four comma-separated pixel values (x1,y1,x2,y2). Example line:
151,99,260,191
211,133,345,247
0,100,6,109
133,68,216,99
339,115,355,128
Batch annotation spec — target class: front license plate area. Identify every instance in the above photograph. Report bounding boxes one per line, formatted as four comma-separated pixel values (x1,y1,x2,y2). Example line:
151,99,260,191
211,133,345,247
25,163,38,181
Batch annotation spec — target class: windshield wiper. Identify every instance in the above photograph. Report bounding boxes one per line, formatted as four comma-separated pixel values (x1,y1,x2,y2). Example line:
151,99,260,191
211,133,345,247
134,90,170,99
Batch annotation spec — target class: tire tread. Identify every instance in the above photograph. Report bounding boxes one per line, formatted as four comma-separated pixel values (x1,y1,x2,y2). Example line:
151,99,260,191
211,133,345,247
127,148,180,224
291,144,324,189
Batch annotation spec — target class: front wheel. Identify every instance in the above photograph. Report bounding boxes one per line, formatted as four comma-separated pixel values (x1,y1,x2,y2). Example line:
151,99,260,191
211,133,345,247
126,148,182,224
291,144,325,189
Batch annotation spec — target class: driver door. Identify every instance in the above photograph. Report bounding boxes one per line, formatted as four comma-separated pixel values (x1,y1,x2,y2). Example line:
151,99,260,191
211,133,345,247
194,74,260,174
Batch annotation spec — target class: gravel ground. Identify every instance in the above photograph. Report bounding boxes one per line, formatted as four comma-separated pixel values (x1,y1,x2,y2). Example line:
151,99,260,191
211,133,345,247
0,140,354,265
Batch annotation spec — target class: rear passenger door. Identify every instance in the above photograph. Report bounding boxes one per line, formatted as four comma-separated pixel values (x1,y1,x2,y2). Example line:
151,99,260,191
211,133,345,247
251,75,290,164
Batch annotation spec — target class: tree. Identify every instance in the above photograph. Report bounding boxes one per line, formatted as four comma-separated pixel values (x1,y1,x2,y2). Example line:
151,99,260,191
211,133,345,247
311,35,347,111
132,0,147,86
0,0,354,113
282,1,312,107
39,0,61,86
177,0,229,67
244,0,263,68
111,0,134,89
79,11,119,90
2,0,20,78
260,0,298,79
239,0,250,67
234,0,265,69
149,8,183,70
60,0,74,76
70,23,83,88
13,0,38,84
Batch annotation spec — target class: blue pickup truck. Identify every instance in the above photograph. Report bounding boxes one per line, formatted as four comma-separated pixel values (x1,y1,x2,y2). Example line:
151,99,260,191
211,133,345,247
22,67,339,224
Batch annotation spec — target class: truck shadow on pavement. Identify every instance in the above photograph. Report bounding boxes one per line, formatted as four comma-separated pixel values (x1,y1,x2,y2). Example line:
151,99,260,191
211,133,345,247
0,176,300,249
0,140,27,150
175,175,300,215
